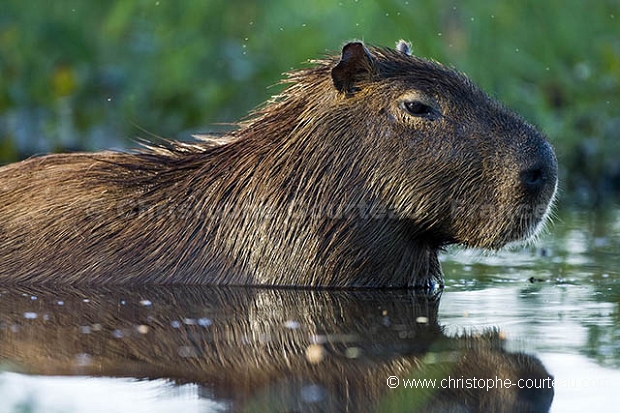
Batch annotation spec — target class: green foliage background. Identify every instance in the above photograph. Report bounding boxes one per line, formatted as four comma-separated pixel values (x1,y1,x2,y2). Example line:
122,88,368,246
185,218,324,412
1,0,618,206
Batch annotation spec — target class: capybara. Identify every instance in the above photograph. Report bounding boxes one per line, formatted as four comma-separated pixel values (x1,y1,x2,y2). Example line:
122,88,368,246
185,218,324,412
0,40,558,287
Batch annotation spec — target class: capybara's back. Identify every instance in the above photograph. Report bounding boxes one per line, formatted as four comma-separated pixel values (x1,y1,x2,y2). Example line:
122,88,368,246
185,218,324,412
0,41,557,287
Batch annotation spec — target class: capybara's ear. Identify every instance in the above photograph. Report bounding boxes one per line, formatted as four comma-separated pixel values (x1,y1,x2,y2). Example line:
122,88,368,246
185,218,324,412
331,42,375,94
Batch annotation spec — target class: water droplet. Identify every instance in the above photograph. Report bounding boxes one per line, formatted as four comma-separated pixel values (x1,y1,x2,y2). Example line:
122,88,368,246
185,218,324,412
75,353,92,367
23,312,37,320
136,325,149,334
345,347,362,358
305,344,325,364
515,48,519,52
301,384,326,403
309,334,327,345
284,320,300,329
178,346,197,357
470,17,475,21
491,14,495,19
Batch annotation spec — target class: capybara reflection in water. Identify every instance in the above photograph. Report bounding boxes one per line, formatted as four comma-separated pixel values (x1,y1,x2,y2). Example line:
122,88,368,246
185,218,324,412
0,40,557,287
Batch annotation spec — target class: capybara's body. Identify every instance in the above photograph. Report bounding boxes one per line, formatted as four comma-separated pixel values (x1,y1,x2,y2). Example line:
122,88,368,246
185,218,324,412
0,41,557,287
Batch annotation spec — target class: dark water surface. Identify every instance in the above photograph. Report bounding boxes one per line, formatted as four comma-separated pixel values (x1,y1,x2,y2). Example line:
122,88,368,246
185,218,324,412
0,209,618,412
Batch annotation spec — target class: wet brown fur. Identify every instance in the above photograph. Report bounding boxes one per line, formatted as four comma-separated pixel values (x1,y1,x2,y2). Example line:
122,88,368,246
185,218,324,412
0,42,557,287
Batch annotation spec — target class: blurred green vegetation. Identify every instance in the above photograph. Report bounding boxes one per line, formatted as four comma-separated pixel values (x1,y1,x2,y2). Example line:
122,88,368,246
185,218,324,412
0,0,618,206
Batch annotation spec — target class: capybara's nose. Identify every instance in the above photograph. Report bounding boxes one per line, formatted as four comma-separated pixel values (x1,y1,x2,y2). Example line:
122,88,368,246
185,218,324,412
518,141,558,198
512,127,558,195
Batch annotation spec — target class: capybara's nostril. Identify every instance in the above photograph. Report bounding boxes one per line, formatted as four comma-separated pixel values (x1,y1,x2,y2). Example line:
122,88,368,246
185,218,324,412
520,165,545,192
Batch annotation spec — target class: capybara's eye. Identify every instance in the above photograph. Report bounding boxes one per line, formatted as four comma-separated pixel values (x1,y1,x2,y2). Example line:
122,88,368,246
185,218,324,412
403,100,434,117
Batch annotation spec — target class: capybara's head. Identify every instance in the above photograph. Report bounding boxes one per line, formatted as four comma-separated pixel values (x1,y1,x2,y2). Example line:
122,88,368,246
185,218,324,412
278,40,558,250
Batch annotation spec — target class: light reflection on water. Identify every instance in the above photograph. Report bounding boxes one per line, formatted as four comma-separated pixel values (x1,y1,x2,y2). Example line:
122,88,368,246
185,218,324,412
0,373,225,413
0,209,617,412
